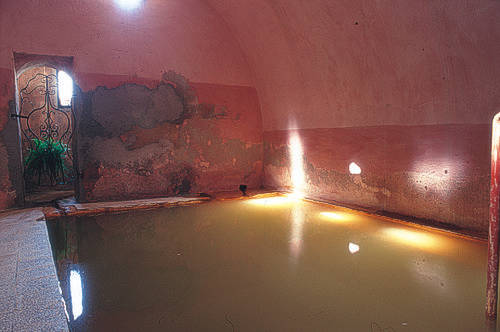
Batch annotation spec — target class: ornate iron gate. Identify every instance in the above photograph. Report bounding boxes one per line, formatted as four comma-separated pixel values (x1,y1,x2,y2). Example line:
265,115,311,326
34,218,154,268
12,69,75,186
14,72,74,146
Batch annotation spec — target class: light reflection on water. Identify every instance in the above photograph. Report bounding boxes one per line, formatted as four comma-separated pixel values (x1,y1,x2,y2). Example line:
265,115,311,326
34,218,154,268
383,227,438,251
319,211,350,222
70,269,83,320
348,242,360,254
289,204,305,262
48,197,488,331
246,196,295,206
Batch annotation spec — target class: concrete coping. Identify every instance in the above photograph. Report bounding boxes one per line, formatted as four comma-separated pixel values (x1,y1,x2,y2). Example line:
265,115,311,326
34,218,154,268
0,208,68,331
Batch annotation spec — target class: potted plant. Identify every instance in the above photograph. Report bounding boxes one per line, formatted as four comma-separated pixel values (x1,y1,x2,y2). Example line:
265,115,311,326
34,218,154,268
24,138,68,186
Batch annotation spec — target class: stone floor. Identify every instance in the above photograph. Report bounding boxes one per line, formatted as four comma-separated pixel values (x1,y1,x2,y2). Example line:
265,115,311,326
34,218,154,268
24,188,74,207
0,209,68,332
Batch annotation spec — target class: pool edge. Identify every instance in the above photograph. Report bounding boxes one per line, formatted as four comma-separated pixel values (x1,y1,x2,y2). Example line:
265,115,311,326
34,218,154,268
0,208,69,331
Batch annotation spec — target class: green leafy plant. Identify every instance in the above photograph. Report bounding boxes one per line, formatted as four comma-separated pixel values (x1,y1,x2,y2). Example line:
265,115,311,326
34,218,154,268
24,138,68,186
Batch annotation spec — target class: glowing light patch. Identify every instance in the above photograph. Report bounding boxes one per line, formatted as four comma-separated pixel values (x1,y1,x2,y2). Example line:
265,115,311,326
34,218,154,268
289,205,305,261
289,132,305,198
247,196,294,206
115,0,142,10
384,228,437,250
319,211,349,221
70,270,83,320
349,162,361,175
348,242,360,254
57,71,73,107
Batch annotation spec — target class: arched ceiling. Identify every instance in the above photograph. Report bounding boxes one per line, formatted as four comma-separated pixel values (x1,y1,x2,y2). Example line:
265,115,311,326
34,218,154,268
205,0,500,130
1,0,500,131
0,0,253,86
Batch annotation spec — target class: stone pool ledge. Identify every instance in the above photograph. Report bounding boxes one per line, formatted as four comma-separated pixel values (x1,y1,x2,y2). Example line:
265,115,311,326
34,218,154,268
211,189,280,201
43,196,212,219
42,193,281,220
0,208,68,331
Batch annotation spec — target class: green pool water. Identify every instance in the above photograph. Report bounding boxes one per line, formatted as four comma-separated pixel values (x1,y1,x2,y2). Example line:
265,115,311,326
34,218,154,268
48,196,491,331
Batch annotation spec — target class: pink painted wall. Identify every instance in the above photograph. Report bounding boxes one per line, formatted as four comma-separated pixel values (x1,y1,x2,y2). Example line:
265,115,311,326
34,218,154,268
264,125,490,232
0,0,261,207
0,0,253,86
205,0,500,232
1,0,499,233
0,67,15,209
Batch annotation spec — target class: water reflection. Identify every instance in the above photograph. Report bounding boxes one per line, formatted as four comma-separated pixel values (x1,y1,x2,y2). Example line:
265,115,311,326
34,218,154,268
289,205,305,262
383,228,437,251
319,211,349,222
410,257,450,295
46,200,488,331
246,196,294,206
70,269,83,320
348,242,360,254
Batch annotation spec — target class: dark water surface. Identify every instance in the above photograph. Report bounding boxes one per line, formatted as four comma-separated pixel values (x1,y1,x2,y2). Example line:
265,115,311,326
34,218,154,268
48,197,490,331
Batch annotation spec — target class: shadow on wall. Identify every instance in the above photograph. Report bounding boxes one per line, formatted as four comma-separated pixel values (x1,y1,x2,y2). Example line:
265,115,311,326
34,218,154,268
75,71,263,202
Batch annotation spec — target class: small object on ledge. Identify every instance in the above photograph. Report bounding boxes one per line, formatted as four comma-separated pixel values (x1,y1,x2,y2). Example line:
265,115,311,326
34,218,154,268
239,184,248,196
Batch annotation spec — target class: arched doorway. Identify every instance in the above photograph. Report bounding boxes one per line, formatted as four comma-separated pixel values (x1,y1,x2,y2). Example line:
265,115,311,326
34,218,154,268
13,63,76,205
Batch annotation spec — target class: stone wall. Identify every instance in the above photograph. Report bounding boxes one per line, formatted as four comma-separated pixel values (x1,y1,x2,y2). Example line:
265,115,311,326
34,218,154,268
0,0,259,207
75,72,263,202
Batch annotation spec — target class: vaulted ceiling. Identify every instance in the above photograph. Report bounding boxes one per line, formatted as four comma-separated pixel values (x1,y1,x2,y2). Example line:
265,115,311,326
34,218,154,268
1,0,500,130
204,0,500,130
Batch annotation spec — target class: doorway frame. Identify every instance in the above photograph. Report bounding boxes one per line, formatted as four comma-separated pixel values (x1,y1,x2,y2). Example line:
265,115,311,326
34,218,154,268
12,52,79,206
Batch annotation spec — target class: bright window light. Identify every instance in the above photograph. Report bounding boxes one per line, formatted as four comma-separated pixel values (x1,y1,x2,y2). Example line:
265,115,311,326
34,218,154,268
116,0,142,10
349,162,361,175
348,242,360,254
70,270,83,320
58,71,73,107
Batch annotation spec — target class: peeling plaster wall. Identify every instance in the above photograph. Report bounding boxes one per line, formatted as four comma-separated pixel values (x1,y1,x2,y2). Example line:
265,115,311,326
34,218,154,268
0,0,499,234
76,72,263,201
0,0,261,207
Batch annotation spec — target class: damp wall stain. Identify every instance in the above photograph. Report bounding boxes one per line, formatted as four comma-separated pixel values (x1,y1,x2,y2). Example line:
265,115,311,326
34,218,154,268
0,65,492,235
76,72,264,202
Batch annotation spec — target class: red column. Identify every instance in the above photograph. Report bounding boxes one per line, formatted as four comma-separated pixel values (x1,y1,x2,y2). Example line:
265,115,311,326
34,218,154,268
487,114,500,320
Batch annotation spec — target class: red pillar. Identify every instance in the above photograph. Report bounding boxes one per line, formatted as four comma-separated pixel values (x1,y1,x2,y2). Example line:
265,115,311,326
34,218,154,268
487,114,500,320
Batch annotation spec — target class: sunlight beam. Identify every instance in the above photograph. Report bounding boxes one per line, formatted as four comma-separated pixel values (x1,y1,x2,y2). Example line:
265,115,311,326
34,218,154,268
289,131,305,198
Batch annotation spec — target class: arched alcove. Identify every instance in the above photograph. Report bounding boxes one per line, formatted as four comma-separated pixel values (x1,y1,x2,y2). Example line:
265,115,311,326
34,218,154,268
12,54,78,205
